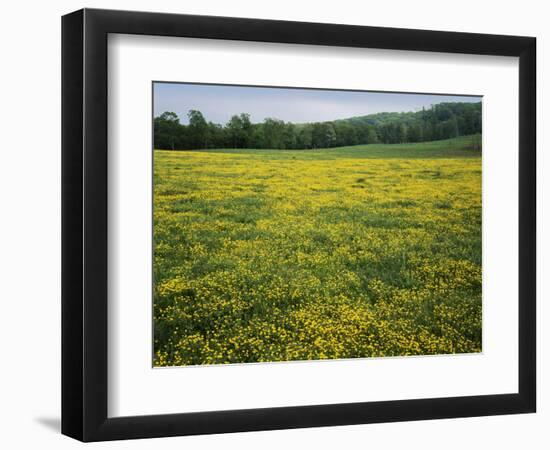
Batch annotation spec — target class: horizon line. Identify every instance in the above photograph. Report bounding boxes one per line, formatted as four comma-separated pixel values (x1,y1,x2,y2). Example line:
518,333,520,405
154,100,482,126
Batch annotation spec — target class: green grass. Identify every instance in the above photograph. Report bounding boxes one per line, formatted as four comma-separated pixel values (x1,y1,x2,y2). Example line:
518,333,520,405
153,136,482,366
184,135,482,159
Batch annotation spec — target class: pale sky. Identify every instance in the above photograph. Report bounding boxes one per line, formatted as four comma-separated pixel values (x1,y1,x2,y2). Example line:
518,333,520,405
153,82,481,125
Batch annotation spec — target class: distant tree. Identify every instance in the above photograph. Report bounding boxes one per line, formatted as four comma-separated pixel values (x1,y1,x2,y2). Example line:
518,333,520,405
406,123,422,143
159,111,179,123
312,122,336,148
397,124,407,143
296,125,313,149
366,126,379,144
452,115,460,137
281,123,297,149
154,111,181,150
208,122,226,148
187,110,209,148
153,101,482,150
249,124,264,148
226,113,252,148
262,118,286,148
226,115,242,148
334,121,358,146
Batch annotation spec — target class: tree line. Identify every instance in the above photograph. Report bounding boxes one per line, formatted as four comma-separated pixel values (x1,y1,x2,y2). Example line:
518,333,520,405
154,101,481,150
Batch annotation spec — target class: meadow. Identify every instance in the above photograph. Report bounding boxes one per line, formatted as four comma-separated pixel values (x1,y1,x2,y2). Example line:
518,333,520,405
153,136,482,367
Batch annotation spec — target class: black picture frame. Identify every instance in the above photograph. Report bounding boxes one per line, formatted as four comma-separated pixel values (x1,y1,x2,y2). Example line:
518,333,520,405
62,8,536,442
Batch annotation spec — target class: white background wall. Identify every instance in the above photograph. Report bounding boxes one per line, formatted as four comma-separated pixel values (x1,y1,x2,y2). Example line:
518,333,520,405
0,0,546,448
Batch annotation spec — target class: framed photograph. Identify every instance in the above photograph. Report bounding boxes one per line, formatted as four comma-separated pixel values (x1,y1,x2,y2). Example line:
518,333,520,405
61,8,536,441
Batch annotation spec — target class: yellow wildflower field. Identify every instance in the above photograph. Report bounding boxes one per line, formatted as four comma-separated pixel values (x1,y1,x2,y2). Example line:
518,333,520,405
153,137,482,366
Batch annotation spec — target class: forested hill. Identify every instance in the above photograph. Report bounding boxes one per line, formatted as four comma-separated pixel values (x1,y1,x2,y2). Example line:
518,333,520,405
154,101,481,150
